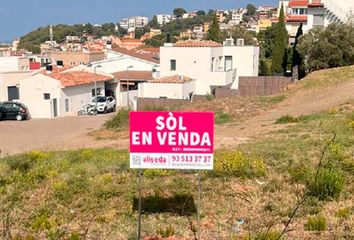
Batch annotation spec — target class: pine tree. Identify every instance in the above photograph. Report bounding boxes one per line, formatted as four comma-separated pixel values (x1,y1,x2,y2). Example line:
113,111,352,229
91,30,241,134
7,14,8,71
207,14,221,42
271,4,288,75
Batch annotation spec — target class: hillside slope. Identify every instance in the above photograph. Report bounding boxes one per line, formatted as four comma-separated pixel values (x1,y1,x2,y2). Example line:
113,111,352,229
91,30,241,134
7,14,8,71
216,66,354,146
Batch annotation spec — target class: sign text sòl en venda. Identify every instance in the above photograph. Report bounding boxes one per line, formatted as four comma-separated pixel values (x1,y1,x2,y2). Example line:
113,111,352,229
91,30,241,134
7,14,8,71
129,112,214,170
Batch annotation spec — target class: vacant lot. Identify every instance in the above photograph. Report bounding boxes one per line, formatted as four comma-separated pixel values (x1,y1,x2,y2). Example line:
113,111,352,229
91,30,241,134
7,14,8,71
0,115,113,157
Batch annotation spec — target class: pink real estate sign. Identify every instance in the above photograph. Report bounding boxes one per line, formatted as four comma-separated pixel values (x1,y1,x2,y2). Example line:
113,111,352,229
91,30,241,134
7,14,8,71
129,111,214,170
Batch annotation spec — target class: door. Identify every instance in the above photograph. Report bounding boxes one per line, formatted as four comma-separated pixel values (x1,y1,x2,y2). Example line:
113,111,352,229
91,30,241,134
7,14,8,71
53,98,58,117
7,86,19,101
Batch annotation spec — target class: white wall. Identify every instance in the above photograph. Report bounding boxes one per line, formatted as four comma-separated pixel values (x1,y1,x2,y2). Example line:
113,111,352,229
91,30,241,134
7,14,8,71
91,57,157,73
62,82,105,115
0,71,36,101
0,57,20,72
19,74,62,118
160,45,259,94
138,80,196,99
120,89,139,107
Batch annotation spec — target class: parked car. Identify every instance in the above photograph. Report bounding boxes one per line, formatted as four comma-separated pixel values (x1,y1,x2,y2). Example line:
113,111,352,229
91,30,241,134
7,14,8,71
0,101,29,121
91,96,116,113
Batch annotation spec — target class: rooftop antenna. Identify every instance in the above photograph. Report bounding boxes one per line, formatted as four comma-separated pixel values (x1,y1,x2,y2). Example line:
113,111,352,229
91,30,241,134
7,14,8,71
49,25,54,50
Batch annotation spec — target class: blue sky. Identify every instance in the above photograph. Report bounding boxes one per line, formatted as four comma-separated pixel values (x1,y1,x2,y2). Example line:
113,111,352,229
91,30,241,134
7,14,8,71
0,0,277,42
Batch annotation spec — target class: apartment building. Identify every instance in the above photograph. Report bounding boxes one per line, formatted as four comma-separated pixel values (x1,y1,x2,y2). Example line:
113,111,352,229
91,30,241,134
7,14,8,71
120,16,149,30
279,0,354,42
49,50,105,67
156,14,172,25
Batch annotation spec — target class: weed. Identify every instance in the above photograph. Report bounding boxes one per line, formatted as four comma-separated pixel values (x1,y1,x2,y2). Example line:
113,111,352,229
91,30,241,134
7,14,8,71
156,225,175,237
335,207,352,219
215,112,231,124
144,169,171,177
104,108,129,131
275,115,299,124
307,168,345,201
242,231,282,240
305,215,327,231
211,151,266,178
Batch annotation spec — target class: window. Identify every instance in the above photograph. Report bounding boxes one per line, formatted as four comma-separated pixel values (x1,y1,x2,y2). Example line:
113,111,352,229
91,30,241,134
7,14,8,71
91,88,101,97
65,99,70,112
44,93,50,100
170,59,176,71
211,57,215,71
224,56,233,71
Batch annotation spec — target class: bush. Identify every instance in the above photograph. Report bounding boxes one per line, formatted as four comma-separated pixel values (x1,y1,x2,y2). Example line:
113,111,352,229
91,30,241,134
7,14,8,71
275,115,300,124
305,215,327,231
104,108,129,130
212,151,266,178
307,168,345,200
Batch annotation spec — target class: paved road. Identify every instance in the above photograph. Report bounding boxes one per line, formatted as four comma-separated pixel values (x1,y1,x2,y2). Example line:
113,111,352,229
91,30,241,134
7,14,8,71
0,114,113,157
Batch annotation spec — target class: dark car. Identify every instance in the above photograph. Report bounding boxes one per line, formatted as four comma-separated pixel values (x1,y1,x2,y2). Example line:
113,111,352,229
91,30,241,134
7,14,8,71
0,101,29,121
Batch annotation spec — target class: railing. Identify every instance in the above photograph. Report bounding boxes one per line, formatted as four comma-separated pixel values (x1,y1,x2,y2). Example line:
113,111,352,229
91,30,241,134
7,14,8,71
322,0,348,22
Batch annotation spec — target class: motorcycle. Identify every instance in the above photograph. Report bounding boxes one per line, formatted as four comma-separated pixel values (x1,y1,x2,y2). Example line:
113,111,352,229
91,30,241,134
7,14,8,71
78,104,98,116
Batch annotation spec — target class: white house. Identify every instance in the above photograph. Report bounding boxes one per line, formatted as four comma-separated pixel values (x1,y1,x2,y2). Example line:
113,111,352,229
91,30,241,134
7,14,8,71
138,75,196,100
90,48,159,74
18,66,113,118
157,14,172,25
159,39,259,95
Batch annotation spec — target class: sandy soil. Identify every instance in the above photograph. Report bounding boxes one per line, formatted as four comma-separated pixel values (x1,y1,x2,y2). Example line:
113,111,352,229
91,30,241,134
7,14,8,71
0,114,115,157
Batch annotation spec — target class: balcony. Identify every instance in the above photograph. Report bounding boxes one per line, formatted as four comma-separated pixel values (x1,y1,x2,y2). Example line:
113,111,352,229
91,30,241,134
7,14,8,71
210,69,236,86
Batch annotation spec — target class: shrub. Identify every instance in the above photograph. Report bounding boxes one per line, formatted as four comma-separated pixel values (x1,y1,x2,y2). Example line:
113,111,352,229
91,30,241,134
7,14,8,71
307,168,345,200
305,215,327,231
144,169,172,177
212,151,266,178
104,108,129,130
275,115,299,124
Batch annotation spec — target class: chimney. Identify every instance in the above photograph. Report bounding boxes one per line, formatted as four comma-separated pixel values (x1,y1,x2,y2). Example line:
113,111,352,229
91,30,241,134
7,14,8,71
46,65,53,74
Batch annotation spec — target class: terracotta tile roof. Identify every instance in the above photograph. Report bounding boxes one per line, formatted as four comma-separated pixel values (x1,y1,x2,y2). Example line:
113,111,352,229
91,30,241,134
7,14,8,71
112,47,160,63
174,40,222,48
113,71,153,81
288,0,309,7
148,75,193,84
42,67,112,87
287,15,308,22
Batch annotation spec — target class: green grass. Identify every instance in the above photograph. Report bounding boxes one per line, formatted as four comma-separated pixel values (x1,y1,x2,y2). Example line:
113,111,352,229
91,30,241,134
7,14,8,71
305,215,327,231
215,112,231,125
297,65,354,89
104,108,129,130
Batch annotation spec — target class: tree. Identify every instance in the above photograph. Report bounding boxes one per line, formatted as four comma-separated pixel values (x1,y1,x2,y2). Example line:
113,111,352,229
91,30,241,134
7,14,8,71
225,25,257,45
206,14,221,42
134,28,145,39
271,4,288,75
292,23,305,79
196,10,206,16
297,23,354,72
246,4,257,16
173,8,187,18
148,15,159,29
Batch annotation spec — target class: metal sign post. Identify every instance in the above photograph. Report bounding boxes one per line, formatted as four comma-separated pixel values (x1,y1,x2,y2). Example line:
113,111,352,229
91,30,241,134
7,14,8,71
197,172,202,240
137,169,142,240
129,112,214,240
